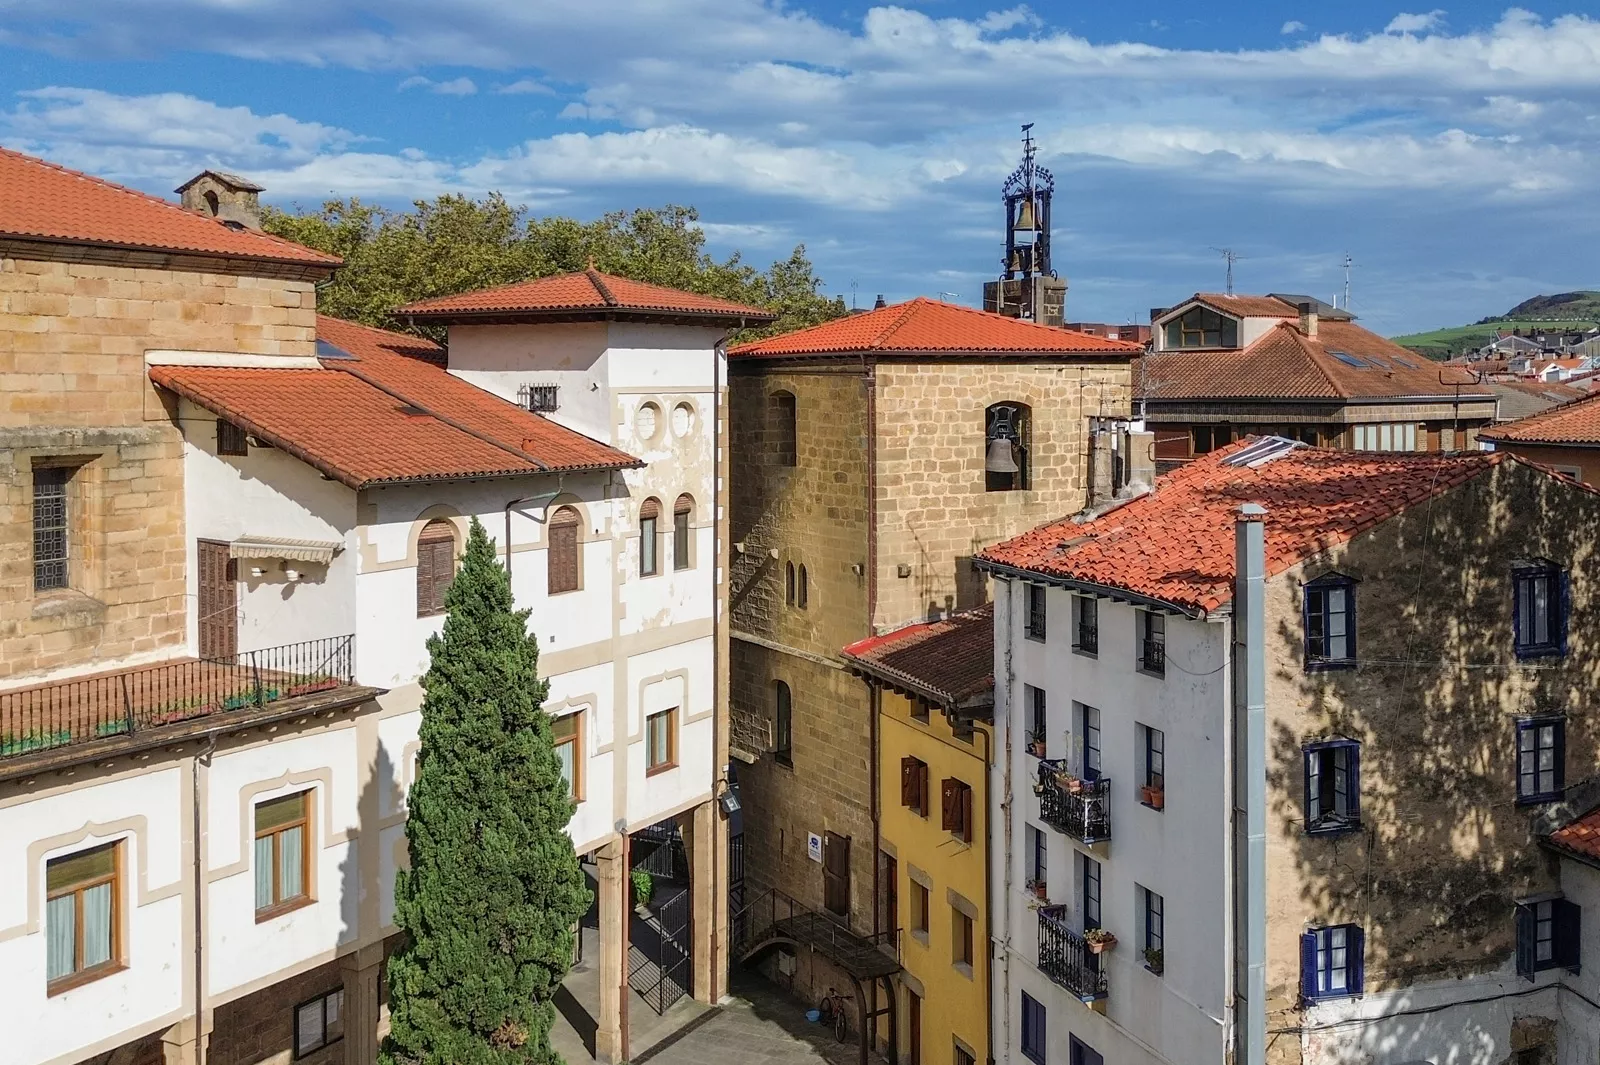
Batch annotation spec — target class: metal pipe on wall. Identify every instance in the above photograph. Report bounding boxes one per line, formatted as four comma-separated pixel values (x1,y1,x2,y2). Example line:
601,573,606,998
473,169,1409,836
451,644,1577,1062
1233,503,1268,1065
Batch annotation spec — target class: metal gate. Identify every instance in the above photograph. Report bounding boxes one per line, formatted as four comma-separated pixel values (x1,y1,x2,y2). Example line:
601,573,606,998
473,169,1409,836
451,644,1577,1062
728,832,746,947
631,888,690,1014
634,819,689,881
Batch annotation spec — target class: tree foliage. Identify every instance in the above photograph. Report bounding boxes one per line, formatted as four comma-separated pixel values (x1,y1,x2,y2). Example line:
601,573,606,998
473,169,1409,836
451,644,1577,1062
381,518,590,1065
264,197,845,340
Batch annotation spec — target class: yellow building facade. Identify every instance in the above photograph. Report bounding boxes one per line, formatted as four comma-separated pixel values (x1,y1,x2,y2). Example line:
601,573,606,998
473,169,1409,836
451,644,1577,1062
844,605,995,1065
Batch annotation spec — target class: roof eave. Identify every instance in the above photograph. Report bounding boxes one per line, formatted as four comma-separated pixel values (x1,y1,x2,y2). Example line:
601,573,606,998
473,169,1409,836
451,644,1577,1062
841,655,992,715
974,558,1210,619
404,306,775,327
0,231,339,278
357,458,644,489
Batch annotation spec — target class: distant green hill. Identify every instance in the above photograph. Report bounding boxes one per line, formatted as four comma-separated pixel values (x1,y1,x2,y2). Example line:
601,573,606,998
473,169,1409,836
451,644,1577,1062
1393,290,1600,360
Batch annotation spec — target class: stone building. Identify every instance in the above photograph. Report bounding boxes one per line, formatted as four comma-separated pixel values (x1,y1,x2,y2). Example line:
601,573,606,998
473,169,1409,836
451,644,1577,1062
1480,389,1600,486
979,436,1600,1065
724,298,1136,987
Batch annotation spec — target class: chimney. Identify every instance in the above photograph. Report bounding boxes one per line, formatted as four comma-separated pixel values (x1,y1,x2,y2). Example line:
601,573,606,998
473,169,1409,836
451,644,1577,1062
1297,301,1318,338
874,294,887,310
176,170,265,230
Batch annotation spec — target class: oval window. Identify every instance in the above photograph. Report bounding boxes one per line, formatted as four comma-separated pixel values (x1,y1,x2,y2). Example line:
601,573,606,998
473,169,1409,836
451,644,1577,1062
634,402,661,442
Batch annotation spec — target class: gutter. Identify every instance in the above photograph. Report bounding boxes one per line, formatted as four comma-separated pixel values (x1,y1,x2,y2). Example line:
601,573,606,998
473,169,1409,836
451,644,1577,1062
972,559,1207,620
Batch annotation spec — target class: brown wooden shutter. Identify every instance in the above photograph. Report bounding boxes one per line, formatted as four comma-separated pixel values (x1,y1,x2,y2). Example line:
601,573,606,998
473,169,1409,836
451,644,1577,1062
418,522,455,616
639,497,661,520
548,507,580,594
901,757,918,808
823,832,850,916
960,783,973,842
941,778,958,832
917,762,929,814
197,539,237,659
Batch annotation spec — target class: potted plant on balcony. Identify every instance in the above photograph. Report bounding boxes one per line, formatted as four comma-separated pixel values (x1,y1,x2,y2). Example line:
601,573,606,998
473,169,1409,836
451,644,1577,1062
1140,783,1165,810
1026,878,1048,900
1026,731,1047,758
632,869,654,916
1083,928,1117,954
1144,947,1163,974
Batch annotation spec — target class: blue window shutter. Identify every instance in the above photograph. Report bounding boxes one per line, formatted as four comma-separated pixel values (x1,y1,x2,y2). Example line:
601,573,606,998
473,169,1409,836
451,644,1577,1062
1554,721,1567,794
1349,925,1365,996
1515,903,1536,981
1512,570,1524,656
1347,582,1358,660
1559,569,1571,656
1555,899,1581,974
1302,585,1314,662
1348,744,1362,826
1300,931,1319,1004
1304,748,1319,827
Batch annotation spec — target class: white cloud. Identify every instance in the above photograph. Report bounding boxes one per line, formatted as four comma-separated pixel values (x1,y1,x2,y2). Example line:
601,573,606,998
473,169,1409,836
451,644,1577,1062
1384,10,1446,34
1281,20,1306,34
397,75,478,95
497,78,555,95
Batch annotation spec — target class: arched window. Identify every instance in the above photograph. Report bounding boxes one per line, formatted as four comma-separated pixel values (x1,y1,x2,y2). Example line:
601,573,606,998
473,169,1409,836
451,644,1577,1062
416,519,457,617
673,494,694,571
784,561,796,605
769,390,797,467
985,402,1031,492
797,564,809,609
548,506,581,595
773,681,793,766
639,498,661,577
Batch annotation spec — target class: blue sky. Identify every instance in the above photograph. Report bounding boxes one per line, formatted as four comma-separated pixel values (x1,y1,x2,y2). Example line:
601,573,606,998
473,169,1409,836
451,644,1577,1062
3,2,1599,334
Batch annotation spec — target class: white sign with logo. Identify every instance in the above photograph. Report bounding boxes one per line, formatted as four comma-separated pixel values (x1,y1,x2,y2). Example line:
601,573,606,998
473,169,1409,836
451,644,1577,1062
807,832,823,862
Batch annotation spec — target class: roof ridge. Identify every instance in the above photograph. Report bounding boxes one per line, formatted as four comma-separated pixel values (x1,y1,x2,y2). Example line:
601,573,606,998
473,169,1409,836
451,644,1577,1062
870,298,928,349
586,268,619,308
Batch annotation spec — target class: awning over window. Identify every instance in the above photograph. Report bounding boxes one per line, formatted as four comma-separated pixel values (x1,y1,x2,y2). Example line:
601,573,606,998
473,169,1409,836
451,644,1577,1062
229,536,341,565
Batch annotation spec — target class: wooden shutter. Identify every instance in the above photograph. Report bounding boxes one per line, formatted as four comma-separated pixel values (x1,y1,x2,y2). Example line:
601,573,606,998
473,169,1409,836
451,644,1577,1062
417,523,455,616
548,508,580,595
1515,904,1535,981
960,783,973,842
1554,899,1582,972
917,762,928,815
1348,925,1365,996
197,539,237,660
901,757,919,808
941,778,959,833
1300,931,1320,1003
823,832,850,916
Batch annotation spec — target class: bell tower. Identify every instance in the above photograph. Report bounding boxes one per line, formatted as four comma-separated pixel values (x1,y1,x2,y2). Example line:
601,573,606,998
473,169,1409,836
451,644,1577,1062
982,124,1067,326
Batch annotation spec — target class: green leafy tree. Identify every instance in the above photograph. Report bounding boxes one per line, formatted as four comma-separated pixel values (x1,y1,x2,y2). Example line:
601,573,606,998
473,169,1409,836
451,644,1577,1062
264,197,845,341
382,518,589,1065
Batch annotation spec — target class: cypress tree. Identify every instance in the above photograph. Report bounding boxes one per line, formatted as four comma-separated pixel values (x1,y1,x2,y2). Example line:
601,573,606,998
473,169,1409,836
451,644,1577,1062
382,517,590,1065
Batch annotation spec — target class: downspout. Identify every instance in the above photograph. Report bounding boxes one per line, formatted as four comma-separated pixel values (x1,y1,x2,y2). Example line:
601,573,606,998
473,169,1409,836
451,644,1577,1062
977,722,995,1065
997,578,1016,1065
1234,504,1268,1065
193,733,217,1065
1222,602,1238,1063
865,355,882,947
712,336,726,998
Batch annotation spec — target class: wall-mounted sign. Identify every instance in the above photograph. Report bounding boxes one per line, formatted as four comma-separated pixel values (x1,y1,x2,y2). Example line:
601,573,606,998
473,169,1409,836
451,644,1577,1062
807,832,823,863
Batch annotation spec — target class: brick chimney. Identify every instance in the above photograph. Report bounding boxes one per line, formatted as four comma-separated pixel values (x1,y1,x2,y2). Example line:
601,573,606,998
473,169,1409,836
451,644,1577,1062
176,170,265,230
1297,301,1318,338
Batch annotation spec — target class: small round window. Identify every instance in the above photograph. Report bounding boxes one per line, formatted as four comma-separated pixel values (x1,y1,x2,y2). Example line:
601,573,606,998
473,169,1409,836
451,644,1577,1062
634,402,662,443
671,401,695,437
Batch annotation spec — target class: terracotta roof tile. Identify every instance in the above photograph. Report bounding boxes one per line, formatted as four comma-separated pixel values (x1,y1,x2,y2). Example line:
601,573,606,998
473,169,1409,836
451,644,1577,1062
1547,805,1600,863
730,298,1141,358
978,439,1506,614
1140,320,1493,403
841,604,994,707
1481,390,1600,447
1190,293,1301,317
0,145,338,268
400,268,774,323
150,316,639,488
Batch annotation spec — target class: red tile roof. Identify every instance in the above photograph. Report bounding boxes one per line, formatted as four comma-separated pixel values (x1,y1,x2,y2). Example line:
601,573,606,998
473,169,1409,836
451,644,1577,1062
400,269,774,324
0,145,338,270
1481,390,1600,447
841,604,994,708
729,298,1141,358
150,315,639,488
978,439,1509,615
1190,293,1302,318
1546,806,1600,863
1140,320,1494,403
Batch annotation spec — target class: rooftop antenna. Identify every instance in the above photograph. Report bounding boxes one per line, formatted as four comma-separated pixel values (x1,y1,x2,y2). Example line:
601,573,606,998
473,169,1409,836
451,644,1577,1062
1341,252,1355,311
1210,247,1243,295
850,280,859,311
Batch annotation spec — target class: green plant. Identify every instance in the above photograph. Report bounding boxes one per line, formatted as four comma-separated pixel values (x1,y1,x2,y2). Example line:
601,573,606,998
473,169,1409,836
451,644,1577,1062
632,869,654,907
1144,947,1164,972
381,518,590,1065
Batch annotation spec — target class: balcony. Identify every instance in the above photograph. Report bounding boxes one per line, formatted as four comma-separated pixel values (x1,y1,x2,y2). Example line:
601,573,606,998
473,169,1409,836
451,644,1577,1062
0,636,361,763
1036,760,1111,844
1038,906,1108,1003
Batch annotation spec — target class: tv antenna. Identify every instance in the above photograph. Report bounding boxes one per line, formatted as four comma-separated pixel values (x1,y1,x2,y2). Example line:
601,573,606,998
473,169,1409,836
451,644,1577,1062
1210,247,1243,295
850,280,859,311
1341,252,1355,311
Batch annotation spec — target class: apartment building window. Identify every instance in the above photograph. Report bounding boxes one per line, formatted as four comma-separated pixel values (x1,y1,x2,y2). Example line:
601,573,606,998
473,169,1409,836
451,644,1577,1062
646,708,678,773
1072,595,1098,655
773,682,793,767
673,495,694,570
216,418,249,456
255,791,311,919
552,711,582,801
1304,740,1361,833
45,841,121,991
1165,306,1238,349
1140,886,1164,973
294,987,345,1058
1140,724,1165,808
941,777,973,843
1079,704,1102,780
639,498,662,577
823,832,850,917
416,520,457,617
1352,423,1419,451
1516,717,1565,804
1080,853,1101,931
907,988,923,1065
1513,561,1567,659
955,1041,976,1065
985,402,1030,492
911,879,930,937
1068,1036,1104,1065
1026,825,1047,888
953,906,974,971
769,390,797,467
1020,992,1046,1065
1027,686,1047,756
901,756,930,816
1301,924,1364,1003
1191,424,1234,455
1304,575,1356,668
1026,584,1046,640
548,506,582,595
33,465,72,592
1138,610,1165,675
1516,898,1581,980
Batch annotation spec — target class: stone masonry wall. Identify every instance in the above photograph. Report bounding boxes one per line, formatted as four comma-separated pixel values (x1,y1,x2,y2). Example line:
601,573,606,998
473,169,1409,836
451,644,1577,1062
872,359,1132,632
1261,460,1600,1064
0,256,317,686
209,959,345,1065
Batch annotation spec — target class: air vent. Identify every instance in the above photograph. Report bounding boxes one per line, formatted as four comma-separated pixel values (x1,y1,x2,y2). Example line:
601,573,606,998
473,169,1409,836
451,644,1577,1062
518,384,559,413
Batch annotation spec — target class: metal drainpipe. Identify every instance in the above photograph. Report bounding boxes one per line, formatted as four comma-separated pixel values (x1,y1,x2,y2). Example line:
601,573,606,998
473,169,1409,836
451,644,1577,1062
997,578,1016,1065
711,336,726,999
1234,503,1268,1065
193,733,217,1065
976,721,995,1065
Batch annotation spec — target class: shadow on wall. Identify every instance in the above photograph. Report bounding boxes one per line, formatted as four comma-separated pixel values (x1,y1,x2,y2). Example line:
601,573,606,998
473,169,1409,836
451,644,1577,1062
1261,464,1599,1063
339,739,396,949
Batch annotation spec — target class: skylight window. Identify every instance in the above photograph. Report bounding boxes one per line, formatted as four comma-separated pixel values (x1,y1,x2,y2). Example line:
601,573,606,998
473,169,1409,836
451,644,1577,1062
1328,350,1367,368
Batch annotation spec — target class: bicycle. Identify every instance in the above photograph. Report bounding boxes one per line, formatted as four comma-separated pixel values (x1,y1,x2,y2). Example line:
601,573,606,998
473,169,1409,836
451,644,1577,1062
817,987,849,1043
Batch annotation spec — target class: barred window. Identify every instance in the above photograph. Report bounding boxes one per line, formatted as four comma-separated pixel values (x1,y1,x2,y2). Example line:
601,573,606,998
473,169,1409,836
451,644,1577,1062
33,466,71,592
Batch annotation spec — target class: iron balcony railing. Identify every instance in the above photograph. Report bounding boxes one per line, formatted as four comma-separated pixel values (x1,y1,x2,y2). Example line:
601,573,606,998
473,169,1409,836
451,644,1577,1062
1141,638,1166,674
1036,760,1112,844
0,635,356,759
1038,906,1108,1003
1074,622,1098,655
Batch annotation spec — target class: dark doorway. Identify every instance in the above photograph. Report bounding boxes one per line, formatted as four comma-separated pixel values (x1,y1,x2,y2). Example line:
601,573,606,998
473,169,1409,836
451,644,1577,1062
630,817,691,1015
824,832,851,918
197,539,237,660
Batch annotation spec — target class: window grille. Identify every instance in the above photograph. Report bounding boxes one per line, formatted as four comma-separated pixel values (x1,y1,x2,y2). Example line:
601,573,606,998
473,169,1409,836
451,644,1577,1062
518,384,560,413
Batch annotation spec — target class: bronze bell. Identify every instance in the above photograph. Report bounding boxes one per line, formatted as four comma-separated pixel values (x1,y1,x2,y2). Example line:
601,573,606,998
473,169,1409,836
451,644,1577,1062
1014,197,1037,232
1008,248,1024,273
986,436,1019,474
